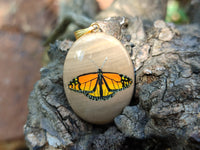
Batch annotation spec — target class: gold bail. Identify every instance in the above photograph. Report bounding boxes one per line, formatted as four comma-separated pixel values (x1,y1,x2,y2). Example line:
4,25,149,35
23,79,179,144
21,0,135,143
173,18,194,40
74,23,100,39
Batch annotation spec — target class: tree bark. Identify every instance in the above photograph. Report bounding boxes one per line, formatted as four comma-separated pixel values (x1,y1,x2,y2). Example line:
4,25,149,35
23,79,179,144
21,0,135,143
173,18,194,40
24,17,200,150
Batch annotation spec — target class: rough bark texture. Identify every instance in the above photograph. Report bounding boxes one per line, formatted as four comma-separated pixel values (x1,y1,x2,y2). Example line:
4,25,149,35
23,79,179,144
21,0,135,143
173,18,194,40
25,1,200,149
24,16,200,150
44,0,167,45
44,0,99,45
187,0,200,24
96,0,168,24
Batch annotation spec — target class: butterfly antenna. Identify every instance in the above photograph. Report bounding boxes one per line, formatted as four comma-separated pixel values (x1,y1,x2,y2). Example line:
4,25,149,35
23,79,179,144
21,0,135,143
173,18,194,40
88,58,100,69
100,57,108,69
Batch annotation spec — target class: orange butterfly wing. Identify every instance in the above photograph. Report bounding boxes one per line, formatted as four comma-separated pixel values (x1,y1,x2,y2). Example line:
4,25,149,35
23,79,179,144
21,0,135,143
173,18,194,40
68,73,98,92
68,71,132,101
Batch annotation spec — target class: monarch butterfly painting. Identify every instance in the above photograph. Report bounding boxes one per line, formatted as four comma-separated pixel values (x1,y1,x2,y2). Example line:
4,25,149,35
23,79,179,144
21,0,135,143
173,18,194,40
68,68,133,101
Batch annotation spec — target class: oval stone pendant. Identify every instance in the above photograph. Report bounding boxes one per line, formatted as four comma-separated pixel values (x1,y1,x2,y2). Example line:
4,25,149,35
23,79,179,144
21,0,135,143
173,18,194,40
63,33,134,124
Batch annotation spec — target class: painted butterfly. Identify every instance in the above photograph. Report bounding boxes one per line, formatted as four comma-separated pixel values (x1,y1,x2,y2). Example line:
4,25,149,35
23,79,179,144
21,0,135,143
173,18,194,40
68,67,132,101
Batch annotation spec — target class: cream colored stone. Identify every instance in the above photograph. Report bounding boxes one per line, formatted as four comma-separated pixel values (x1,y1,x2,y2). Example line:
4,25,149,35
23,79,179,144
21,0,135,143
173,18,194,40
63,33,134,124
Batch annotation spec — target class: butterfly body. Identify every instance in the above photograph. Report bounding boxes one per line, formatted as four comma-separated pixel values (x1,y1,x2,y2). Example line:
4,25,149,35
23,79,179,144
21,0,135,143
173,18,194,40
68,69,132,101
